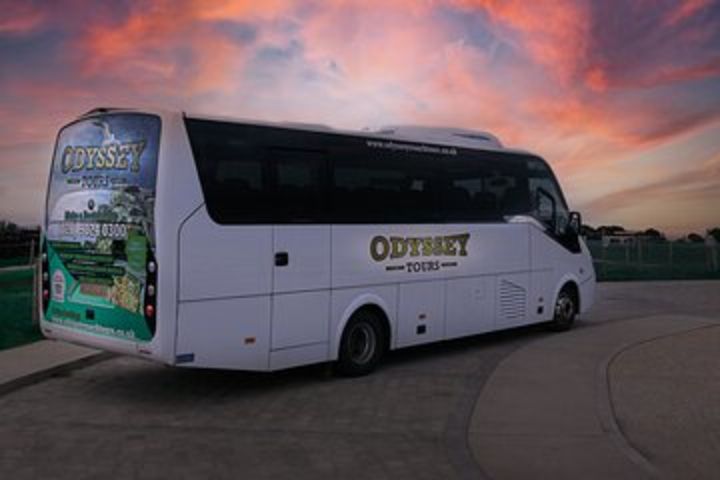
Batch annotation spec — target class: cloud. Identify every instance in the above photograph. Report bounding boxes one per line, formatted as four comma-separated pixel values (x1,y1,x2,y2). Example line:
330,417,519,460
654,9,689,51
71,0,313,97
0,0,719,233
584,153,720,215
664,0,713,26
0,2,46,35
451,0,590,82
583,0,720,92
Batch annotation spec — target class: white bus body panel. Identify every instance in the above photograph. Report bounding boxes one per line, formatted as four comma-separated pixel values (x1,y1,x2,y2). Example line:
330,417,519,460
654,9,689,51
175,207,274,369
577,239,597,314
529,224,596,319
176,297,271,370
270,225,331,369
179,212,273,300
329,223,531,352
445,276,495,338
397,281,445,347
272,226,330,292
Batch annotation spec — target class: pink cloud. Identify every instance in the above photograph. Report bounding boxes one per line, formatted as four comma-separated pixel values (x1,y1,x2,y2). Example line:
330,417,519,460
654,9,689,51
664,0,713,26
0,0,718,234
77,1,262,95
452,0,590,82
0,3,46,35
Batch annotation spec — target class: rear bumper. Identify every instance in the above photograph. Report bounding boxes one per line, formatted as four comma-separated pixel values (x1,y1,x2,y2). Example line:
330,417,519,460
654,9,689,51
40,317,168,364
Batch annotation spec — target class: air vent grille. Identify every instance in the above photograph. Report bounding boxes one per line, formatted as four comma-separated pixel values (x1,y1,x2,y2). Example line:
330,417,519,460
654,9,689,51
499,279,526,320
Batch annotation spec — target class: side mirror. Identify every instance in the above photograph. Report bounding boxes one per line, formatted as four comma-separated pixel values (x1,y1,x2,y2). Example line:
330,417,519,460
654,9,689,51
568,211,582,236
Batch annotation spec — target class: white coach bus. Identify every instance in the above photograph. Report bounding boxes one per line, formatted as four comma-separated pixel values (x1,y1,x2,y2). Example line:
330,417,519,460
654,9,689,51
41,108,595,375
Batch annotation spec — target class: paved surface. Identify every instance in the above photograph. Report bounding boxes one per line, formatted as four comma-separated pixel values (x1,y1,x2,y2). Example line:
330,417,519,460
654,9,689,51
0,340,101,394
468,280,720,479
611,326,720,479
0,329,532,479
469,315,718,480
0,280,718,479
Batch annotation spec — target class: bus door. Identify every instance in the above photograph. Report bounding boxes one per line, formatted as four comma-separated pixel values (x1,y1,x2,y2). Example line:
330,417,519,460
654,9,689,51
270,149,331,369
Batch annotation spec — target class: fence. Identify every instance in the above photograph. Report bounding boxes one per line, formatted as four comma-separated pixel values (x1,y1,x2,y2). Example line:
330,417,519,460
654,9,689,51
0,240,39,330
0,240,39,268
587,239,720,281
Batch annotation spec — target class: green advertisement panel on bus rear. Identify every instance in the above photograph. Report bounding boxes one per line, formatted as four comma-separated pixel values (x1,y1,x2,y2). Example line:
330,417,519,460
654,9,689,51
44,114,160,342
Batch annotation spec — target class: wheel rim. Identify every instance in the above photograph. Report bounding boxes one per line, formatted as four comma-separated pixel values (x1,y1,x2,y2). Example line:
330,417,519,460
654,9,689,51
555,294,575,325
348,323,376,365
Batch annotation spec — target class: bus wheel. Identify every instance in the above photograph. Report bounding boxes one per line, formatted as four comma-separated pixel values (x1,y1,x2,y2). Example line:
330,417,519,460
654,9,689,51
548,287,576,332
336,310,385,377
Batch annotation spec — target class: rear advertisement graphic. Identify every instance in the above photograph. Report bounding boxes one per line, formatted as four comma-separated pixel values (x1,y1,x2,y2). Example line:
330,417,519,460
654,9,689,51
44,114,160,342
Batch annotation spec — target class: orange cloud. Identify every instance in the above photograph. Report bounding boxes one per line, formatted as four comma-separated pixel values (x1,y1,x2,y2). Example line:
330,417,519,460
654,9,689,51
78,0,260,94
193,0,294,21
452,0,590,82
586,56,720,92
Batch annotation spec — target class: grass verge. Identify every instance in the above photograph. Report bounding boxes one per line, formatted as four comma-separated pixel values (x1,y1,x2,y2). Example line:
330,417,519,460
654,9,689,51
0,267,42,351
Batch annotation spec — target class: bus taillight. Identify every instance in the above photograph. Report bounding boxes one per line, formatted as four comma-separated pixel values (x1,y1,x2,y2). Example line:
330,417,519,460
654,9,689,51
41,239,49,314
143,245,157,335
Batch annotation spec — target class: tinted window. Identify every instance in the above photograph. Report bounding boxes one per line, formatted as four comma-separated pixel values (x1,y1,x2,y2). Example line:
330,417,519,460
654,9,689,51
186,120,273,223
442,157,498,221
185,120,326,224
441,153,530,222
332,152,440,223
186,118,540,225
527,157,568,234
273,149,326,223
484,157,529,216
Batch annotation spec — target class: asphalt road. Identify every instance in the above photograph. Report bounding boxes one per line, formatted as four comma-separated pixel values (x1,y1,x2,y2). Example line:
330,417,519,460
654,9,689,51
0,280,718,479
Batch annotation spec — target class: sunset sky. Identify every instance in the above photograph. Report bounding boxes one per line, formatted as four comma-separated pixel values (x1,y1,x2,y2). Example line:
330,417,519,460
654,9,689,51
1,0,719,235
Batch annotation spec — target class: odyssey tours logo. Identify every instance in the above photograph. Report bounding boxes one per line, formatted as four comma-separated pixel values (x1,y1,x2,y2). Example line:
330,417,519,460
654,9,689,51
60,120,146,174
370,233,470,273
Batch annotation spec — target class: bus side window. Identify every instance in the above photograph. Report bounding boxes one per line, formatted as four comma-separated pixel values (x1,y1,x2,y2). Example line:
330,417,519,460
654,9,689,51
273,150,326,223
484,158,530,217
527,158,569,235
442,157,500,222
332,152,440,223
186,120,274,224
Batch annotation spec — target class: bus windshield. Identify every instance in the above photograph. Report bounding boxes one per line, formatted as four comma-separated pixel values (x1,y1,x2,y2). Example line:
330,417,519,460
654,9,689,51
44,113,160,342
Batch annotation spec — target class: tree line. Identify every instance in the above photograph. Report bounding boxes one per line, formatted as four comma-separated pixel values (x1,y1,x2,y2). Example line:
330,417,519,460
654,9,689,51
582,224,720,243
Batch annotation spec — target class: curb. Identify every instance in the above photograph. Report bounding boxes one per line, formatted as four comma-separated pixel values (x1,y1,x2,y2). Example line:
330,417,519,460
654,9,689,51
0,350,114,397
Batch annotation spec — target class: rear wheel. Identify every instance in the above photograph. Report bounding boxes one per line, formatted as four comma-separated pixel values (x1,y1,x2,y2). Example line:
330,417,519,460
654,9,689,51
548,287,577,331
335,310,385,377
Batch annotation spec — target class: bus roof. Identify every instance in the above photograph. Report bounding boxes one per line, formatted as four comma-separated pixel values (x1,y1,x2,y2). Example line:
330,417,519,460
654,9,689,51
75,107,535,157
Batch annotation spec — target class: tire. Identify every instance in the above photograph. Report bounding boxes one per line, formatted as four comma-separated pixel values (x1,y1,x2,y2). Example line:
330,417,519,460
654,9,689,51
335,310,386,377
548,287,577,332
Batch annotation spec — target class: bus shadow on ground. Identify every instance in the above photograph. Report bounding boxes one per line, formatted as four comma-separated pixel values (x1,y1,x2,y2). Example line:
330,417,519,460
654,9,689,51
73,320,579,407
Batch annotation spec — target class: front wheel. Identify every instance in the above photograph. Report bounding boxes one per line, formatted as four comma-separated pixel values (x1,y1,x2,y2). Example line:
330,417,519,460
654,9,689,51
335,311,385,377
548,288,576,331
